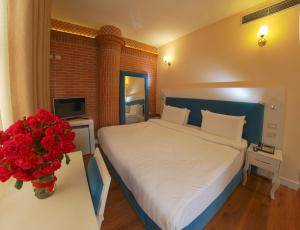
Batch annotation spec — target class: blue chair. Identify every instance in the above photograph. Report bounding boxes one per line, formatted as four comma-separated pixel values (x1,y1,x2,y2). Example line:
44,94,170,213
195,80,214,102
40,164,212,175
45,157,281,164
87,148,111,228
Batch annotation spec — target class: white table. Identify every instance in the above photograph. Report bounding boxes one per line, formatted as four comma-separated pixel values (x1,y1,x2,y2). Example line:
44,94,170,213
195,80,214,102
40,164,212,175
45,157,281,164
0,151,99,230
243,144,283,199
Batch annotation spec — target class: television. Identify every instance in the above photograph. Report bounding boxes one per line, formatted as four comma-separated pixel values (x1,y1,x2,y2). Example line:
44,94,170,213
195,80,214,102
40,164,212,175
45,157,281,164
53,97,86,119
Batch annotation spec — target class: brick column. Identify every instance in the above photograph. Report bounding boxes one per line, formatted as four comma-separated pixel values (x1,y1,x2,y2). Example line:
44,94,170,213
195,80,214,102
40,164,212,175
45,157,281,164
96,26,125,127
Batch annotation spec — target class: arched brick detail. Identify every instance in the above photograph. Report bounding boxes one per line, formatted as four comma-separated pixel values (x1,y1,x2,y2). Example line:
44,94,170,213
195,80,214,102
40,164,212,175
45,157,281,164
98,25,122,37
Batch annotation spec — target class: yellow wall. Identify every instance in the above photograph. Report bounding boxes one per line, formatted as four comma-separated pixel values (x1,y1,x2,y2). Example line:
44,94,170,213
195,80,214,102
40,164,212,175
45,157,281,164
157,3,300,183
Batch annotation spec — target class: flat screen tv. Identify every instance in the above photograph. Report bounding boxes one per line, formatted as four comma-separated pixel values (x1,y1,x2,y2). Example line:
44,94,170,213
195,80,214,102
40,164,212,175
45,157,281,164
53,97,86,119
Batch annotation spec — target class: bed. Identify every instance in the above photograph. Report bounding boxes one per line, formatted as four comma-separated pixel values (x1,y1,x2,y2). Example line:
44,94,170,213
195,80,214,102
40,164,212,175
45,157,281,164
98,97,264,230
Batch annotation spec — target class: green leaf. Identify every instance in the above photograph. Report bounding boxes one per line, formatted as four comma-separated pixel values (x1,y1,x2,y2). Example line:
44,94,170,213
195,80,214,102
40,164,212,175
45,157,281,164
58,154,64,161
65,154,71,165
15,180,23,190
38,174,53,183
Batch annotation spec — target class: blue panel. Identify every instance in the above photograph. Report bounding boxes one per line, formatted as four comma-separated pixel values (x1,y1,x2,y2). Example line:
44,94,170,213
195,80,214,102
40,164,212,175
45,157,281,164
120,71,149,124
102,152,242,230
166,97,264,144
126,99,145,106
120,72,126,124
87,157,103,214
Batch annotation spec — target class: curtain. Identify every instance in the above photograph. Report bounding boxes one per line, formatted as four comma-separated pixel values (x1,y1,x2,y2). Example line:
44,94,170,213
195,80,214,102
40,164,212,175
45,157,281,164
0,0,13,130
6,0,52,122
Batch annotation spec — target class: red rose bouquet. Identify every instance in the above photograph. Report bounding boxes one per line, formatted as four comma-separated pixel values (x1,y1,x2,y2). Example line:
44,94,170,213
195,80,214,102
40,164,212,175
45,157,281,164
0,109,75,198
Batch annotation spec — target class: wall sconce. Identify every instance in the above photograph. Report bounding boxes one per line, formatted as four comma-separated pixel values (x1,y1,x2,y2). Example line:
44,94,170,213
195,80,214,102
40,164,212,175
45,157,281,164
257,25,268,47
163,55,171,66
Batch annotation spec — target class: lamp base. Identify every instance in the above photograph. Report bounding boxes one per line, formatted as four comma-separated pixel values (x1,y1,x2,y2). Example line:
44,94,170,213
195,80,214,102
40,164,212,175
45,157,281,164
258,37,266,47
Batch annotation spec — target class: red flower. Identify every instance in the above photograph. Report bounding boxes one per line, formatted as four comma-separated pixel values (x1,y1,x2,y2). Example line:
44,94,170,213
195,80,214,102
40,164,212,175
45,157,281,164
26,116,38,129
57,120,71,130
32,170,44,179
45,126,58,136
32,128,43,139
13,169,33,181
0,131,10,145
2,139,19,160
14,157,34,170
41,160,61,176
0,166,13,182
5,120,24,135
65,131,75,141
59,140,76,153
0,109,76,188
41,135,56,151
35,109,56,124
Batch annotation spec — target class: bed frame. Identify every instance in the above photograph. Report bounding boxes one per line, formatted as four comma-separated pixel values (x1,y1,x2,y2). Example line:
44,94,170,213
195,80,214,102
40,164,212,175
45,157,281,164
102,97,264,229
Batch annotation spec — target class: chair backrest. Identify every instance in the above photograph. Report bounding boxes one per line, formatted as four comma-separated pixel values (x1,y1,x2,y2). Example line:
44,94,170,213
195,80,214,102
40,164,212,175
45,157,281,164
87,155,103,214
94,148,111,227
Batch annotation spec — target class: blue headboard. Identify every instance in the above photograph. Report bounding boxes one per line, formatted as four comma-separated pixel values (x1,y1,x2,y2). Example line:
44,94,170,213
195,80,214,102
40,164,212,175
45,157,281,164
126,99,145,106
166,97,264,144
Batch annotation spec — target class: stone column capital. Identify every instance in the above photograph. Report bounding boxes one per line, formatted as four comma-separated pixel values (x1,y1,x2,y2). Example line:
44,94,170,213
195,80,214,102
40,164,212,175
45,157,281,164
96,34,125,47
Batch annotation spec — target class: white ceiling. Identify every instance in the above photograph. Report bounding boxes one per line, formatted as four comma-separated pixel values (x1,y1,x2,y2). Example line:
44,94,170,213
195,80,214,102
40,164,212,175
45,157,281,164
52,0,267,47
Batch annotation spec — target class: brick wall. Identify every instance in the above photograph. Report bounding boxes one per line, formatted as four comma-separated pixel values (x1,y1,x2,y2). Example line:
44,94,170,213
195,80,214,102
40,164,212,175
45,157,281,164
50,31,157,130
50,31,99,129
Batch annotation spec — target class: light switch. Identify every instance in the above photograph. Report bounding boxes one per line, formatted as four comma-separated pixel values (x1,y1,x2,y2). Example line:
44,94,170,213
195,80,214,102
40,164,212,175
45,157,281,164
267,123,277,129
266,132,276,138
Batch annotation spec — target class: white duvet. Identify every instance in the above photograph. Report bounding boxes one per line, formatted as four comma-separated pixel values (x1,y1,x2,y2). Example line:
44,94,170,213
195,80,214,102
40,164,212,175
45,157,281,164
98,119,247,230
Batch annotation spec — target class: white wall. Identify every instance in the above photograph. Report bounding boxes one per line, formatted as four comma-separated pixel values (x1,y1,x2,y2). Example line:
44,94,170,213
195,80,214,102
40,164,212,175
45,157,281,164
157,4,300,186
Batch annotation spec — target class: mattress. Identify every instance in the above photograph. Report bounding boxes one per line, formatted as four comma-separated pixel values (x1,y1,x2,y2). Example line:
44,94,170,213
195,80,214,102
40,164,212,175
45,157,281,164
98,119,247,230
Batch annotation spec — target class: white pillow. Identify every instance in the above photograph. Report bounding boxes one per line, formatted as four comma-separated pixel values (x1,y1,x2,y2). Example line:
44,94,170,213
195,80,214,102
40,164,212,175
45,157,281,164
201,110,245,141
184,109,191,125
129,104,143,115
161,105,189,125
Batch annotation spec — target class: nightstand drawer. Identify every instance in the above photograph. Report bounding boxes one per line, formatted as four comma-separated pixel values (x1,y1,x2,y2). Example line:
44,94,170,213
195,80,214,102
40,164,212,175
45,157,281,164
248,153,279,172
249,156,274,171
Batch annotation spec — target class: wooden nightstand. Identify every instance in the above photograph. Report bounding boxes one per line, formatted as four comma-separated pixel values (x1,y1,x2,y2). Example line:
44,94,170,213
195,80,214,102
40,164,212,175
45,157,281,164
243,144,283,199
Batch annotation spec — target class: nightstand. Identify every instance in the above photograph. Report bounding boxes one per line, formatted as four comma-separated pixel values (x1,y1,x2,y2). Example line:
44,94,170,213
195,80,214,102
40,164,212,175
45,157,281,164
243,143,283,199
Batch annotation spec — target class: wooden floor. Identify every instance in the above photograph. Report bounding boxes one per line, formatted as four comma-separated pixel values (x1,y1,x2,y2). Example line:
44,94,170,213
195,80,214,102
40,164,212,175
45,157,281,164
100,174,300,230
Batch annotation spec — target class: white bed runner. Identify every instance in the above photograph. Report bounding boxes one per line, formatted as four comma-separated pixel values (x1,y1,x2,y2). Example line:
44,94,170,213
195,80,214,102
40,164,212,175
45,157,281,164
98,119,246,230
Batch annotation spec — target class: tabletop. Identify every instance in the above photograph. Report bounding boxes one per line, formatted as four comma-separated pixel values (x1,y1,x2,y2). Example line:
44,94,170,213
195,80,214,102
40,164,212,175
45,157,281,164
248,143,283,161
0,151,99,230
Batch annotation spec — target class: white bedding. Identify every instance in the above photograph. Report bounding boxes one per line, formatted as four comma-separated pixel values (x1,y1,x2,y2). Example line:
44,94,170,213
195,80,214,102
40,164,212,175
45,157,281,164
98,119,247,230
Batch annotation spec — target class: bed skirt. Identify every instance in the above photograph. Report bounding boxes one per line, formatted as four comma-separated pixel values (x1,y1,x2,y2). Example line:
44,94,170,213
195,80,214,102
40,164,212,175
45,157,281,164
102,152,242,230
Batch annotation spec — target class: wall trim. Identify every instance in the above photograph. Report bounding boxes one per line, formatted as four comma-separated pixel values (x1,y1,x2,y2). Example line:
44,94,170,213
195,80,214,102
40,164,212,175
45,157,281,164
256,168,299,191
280,176,299,191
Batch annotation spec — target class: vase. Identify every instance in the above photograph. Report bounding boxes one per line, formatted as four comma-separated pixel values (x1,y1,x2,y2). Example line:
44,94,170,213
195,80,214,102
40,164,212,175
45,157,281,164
31,174,57,199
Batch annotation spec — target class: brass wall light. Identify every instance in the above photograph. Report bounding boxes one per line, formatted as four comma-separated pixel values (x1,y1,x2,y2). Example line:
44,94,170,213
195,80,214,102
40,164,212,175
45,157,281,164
163,55,171,66
257,25,268,47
